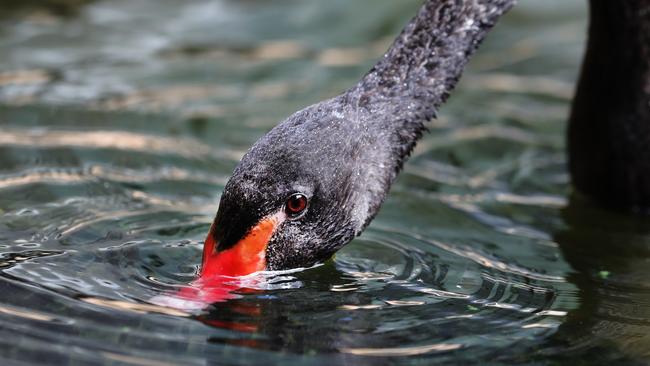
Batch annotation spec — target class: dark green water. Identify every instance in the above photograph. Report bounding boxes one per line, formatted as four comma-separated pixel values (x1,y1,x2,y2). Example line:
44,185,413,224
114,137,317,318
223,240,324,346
1,1,649,365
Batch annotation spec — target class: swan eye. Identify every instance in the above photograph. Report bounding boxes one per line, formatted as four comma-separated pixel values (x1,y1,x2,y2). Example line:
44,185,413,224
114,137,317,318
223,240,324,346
285,193,308,217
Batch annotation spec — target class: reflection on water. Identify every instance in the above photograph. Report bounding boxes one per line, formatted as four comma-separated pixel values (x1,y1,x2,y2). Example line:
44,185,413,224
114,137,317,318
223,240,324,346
552,198,650,362
0,0,648,365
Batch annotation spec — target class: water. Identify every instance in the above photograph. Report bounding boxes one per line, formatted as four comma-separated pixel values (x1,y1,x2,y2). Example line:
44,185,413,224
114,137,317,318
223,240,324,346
1,0,649,365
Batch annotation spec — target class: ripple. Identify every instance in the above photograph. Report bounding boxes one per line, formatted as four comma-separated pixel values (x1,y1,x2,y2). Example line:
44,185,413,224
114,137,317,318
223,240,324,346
320,227,573,351
0,129,244,161
0,166,227,190
0,250,64,270
339,343,463,356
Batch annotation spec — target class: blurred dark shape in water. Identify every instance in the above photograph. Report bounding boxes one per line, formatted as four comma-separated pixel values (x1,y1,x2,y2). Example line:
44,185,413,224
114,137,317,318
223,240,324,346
0,0,94,18
549,195,650,363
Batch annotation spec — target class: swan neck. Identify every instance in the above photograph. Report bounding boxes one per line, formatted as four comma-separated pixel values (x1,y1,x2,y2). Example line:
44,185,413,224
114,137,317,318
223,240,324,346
569,0,650,212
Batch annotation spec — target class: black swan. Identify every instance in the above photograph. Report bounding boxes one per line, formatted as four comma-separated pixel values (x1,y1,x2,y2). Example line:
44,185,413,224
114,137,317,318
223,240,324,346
199,0,650,279
569,0,650,212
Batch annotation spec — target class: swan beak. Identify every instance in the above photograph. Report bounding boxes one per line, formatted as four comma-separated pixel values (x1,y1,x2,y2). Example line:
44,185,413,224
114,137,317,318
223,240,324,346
199,214,281,278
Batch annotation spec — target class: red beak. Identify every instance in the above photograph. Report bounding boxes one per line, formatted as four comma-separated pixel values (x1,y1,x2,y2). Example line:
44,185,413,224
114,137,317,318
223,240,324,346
199,214,282,279
165,214,282,306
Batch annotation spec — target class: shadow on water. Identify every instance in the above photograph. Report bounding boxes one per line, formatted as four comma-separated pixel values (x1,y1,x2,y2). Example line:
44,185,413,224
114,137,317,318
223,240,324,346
199,264,360,352
543,196,650,364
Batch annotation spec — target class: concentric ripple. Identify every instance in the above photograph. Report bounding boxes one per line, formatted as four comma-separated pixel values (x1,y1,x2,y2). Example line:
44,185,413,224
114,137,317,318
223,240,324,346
1,0,648,365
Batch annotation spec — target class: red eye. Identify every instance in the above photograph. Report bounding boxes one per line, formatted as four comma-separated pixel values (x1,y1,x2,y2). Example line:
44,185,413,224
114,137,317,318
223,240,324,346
285,193,308,217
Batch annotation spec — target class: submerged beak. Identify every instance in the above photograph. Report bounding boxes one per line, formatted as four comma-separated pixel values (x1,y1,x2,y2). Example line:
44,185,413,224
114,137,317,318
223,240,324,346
199,213,283,278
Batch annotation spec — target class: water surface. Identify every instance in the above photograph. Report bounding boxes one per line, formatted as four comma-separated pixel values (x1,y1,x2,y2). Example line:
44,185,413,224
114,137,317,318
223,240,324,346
1,1,649,365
